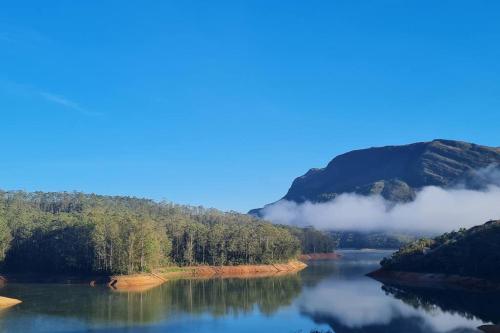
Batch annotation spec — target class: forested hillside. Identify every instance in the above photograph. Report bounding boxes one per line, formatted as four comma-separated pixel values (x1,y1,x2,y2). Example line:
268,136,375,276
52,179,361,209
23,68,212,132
288,226,338,254
379,220,500,280
0,191,330,275
329,231,418,249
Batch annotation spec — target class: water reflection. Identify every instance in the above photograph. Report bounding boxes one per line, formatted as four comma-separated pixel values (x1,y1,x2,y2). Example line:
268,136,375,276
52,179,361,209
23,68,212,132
299,250,486,333
382,284,500,325
0,250,495,333
0,274,303,326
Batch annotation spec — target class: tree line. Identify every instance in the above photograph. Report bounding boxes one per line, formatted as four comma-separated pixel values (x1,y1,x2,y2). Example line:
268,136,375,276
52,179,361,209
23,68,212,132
0,191,335,275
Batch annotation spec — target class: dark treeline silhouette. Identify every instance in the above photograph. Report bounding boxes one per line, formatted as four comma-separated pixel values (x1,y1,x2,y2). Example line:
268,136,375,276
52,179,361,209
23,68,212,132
0,191,333,275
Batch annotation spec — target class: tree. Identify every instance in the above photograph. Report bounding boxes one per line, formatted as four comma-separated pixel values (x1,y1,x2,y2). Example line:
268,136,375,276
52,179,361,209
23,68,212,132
0,190,303,274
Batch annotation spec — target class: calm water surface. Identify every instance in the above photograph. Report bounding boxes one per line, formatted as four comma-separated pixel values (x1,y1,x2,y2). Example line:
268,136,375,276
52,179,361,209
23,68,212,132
0,250,498,333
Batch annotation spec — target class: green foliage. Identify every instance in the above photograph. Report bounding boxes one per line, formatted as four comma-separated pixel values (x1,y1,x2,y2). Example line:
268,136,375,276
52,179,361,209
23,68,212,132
0,215,12,261
330,231,417,249
288,226,338,253
0,190,301,275
380,220,500,280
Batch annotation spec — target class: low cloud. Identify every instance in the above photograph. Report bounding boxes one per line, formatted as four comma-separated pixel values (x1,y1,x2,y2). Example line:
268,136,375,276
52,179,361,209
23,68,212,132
262,166,500,233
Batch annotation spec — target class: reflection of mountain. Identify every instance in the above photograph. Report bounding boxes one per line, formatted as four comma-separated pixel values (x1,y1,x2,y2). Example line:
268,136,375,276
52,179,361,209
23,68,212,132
0,274,303,327
381,283,500,325
299,278,484,333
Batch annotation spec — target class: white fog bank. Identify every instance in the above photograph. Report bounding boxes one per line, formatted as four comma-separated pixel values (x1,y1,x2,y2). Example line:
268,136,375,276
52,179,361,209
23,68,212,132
262,184,500,233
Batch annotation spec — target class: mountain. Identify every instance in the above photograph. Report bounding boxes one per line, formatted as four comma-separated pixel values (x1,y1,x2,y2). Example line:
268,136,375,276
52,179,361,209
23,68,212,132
374,219,500,282
250,139,500,216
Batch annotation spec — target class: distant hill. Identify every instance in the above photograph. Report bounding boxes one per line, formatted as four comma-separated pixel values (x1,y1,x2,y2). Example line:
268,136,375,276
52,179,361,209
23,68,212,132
249,139,500,248
376,220,500,281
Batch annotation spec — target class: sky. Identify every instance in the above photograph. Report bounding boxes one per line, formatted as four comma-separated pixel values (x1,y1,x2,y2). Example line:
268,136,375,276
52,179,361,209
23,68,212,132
1,1,499,212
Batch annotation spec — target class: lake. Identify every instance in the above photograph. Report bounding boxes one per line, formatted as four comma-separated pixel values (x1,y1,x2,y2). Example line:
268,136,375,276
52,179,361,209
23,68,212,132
0,249,498,333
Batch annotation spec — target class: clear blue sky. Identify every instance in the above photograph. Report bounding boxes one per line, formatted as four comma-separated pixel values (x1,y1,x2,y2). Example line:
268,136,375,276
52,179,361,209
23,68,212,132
1,1,499,212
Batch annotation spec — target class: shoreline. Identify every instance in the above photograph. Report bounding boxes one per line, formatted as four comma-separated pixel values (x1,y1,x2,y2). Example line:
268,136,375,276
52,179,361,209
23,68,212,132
0,296,22,308
368,269,500,292
0,260,307,291
111,260,307,290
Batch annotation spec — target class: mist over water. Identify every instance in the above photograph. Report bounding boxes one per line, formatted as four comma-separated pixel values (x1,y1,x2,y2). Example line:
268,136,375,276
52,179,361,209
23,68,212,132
262,166,500,233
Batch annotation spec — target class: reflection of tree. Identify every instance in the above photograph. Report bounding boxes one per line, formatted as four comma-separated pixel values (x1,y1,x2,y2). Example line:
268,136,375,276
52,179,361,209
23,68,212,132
165,274,302,316
0,274,303,326
381,283,500,325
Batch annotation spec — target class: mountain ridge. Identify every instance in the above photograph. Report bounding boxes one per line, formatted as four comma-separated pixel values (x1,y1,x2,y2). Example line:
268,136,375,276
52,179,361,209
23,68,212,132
250,139,500,216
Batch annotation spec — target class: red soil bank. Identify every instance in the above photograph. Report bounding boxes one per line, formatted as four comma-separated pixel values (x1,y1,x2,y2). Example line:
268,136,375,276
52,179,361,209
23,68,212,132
190,260,307,278
109,260,307,290
0,296,22,308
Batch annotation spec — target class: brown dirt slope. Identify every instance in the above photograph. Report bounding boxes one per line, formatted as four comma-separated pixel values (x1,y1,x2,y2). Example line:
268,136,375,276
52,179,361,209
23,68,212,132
109,261,307,290
0,296,22,308
183,260,307,278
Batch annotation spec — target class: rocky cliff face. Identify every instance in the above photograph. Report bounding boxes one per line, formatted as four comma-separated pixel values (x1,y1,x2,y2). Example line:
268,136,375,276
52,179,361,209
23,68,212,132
251,139,500,215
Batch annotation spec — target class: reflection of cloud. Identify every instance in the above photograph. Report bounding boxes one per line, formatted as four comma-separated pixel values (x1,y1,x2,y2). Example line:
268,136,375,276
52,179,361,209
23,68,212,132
299,278,484,332
301,280,400,327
